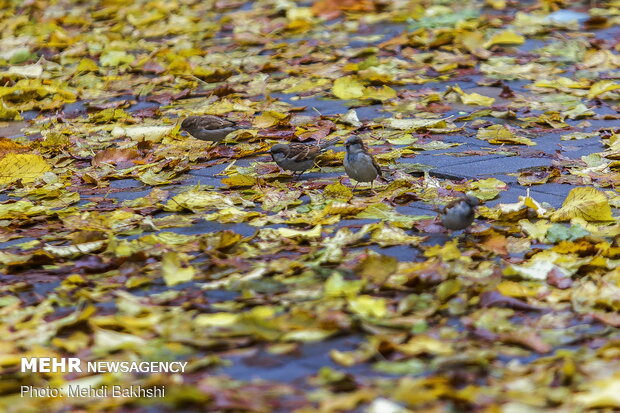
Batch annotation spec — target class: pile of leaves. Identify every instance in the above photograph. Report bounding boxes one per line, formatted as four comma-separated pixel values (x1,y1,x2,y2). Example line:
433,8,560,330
1,0,620,411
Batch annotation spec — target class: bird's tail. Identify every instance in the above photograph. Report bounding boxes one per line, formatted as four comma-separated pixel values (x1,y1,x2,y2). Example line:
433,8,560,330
319,138,340,150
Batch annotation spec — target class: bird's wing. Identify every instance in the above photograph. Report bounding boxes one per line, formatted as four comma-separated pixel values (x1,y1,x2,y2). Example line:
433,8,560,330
289,143,318,161
318,138,340,150
202,115,237,130
371,155,382,177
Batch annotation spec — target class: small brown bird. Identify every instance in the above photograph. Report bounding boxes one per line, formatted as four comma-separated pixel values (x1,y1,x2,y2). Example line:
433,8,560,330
440,194,480,231
344,135,382,191
270,138,339,178
180,115,243,142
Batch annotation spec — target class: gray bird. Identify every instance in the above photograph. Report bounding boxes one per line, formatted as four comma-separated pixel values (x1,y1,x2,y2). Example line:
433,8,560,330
440,194,480,230
344,135,382,191
270,138,339,178
180,115,243,142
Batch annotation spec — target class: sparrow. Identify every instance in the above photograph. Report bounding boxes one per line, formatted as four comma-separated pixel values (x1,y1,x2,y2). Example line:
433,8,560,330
180,115,243,142
440,193,480,231
344,135,382,191
270,138,339,178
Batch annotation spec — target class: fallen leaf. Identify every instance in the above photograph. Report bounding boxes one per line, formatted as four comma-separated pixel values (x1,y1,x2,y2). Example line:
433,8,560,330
0,153,51,185
551,187,614,222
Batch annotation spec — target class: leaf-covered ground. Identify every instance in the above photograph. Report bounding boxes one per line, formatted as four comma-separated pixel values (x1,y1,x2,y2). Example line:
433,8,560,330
2,0,620,411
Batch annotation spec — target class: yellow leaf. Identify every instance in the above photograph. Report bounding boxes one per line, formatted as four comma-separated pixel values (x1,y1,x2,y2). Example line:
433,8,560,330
551,187,614,222
330,349,357,367
460,92,495,106
519,219,552,242
362,85,397,101
0,153,51,185
324,182,353,200
588,80,620,100
253,110,290,128
533,77,590,90
397,335,453,356
324,272,365,297
0,79,76,111
7,62,43,78
476,124,534,146
424,239,462,261
503,251,573,280
332,76,365,100
385,117,448,130
485,0,506,10
194,313,239,327
0,199,45,220
111,125,173,142
459,31,491,59
0,99,21,121
369,223,424,247
261,188,302,211
393,377,450,406
348,295,387,318
287,7,314,21
75,58,99,73
355,253,398,284
100,50,135,67
276,224,322,239
318,390,374,412
437,279,461,301
51,331,90,353
323,202,366,216
496,280,539,298
94,328,146,352
282,78,330,93
485,30,525,47
165,189,230,212
281,329,334,342
161,251,195,286
245,305,276,320
450,85,495,106
575,373,620,408
43,240,106,258
523,193,551,217
0,137,28,158
204,207,262,223
221,174,257,188
471,177,508,200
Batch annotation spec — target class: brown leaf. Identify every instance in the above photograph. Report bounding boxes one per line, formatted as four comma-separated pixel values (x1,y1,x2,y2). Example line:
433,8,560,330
481,234,508,255
140,60,165,74
92,148,141,167
146,89,191,105
546,268,573,289
259,129,296,139
499,85,515,98
297,120,334,142
500,332,552,353
312,0,375,19
591,312,620,327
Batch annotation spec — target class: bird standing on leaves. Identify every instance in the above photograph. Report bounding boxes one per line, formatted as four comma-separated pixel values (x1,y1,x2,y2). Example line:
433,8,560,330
270,138,339,179
180,115,244,142
344,135,382,191
440,194,480,231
